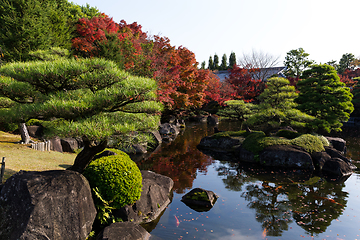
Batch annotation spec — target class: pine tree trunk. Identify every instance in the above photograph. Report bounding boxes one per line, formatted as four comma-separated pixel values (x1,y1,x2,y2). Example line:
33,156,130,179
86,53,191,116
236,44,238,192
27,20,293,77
67,137,107,173
19,123,31,144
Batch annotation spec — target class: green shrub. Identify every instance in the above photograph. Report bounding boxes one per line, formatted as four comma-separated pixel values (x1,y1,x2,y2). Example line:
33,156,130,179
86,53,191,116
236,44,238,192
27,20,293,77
275,129,301,139
83,149,143,209
26,119,44,126
290,134,325,153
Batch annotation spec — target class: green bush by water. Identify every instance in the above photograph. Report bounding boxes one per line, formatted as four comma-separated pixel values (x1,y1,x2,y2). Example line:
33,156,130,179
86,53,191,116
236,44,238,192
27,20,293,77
83,149,143,209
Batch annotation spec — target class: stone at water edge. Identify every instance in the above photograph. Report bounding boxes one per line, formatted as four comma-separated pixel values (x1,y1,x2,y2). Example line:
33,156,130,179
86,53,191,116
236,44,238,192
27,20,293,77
181,188,219,212
0,170,96,240
113,170,174,224
96,222,150,240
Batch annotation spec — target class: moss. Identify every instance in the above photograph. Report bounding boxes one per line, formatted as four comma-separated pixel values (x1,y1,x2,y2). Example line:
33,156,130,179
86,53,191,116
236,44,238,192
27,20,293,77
290,134,325,153
186,191,209,201
241,131,290,154
83,149,142,209
275,129,301,139
312,134,330,147
212,130,247,139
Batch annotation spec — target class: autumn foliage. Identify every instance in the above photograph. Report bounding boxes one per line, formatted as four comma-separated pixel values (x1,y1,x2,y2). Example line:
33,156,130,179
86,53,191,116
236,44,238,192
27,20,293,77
71,15,224,110
225,65,265,103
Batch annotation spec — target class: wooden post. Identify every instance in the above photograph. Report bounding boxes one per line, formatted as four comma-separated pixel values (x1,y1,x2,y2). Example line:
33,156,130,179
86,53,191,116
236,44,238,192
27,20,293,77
1,157,5,183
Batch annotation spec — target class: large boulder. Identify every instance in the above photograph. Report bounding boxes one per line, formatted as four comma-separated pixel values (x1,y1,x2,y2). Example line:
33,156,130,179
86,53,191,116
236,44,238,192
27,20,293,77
238,147,256,163
325,146,356,170
27,125,43,138
0,170,96,240
96,222,150,240
326,137,346,153
311,151,331,171
49,136,63,152
198,136,243,152
207,115,219,125
322,158,353,177
259,145,315,170
113,170,173,224
61,137,81,153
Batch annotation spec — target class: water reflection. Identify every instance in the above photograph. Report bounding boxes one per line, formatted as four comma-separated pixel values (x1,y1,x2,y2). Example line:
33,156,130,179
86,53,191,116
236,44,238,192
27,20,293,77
137,123,216,193
217,162,349,237
136,121,359,239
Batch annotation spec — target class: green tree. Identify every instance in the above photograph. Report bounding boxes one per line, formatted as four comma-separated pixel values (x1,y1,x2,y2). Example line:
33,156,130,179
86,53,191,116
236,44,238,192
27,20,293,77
246,77,314,133
218,100,254,122
229,52,237,69
208,56,214,70
220,54,228,70
296,64,354,133
284,48,314,78
213,54,220,70
200,61,206,69
0,0,100,62
0,57,162,173
337,53,355,75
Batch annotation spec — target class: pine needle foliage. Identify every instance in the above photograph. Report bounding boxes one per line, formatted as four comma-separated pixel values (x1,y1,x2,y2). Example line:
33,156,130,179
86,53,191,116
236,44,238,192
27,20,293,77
0,57,162,147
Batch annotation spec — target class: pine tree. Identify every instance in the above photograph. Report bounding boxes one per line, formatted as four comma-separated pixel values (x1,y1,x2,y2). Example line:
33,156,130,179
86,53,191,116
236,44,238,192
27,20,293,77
208,56,214,70
0,57,161,172
247,77,314,133
229,52,237,69
220,54,228,70
213,54,220,70
296,64,354,132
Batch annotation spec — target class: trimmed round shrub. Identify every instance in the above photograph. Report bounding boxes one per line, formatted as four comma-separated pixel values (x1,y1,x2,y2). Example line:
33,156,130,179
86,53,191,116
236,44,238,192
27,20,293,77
83,149,142,209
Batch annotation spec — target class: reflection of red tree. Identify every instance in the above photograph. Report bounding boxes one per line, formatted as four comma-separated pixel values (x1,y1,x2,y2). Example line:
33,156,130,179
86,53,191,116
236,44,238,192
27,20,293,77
139,147,213,194
137,124,214,193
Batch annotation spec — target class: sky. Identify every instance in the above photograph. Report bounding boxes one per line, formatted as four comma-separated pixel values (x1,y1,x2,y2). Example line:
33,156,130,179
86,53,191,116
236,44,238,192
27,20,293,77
71,0,359,67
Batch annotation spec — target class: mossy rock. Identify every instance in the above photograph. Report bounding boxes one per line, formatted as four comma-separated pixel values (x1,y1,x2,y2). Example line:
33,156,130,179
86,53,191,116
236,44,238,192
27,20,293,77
275,129,301,139
242,132,325,155
83,149,142,209
290,134,325,153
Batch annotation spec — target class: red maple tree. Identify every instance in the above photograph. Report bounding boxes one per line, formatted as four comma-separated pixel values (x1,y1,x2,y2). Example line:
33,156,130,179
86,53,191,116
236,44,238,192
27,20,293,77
225,65,265,102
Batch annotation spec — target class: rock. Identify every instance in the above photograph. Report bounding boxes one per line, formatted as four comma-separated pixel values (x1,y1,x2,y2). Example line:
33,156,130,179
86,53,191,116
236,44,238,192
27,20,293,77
239,147,256,163
148,130,162,149
325,146,356,170
97,222,150,240
27,125,43,138
122,144,148,154
49,136,63,152
259,145,314,170
159,123,180,136
326,137,346,153
207,115,219,125
198,136,243,152
322,158,353,177
113,170,173,224
0,170,96,240
159,123,180,142
311,151,331,171
61,137,79,153
181,188,218,212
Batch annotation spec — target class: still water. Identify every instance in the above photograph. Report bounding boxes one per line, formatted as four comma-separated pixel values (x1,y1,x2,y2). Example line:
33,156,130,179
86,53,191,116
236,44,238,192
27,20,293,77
136,121,360,240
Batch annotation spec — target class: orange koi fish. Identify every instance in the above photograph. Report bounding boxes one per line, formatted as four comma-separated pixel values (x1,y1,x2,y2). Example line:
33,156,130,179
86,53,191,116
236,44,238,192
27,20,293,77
174,215,180,227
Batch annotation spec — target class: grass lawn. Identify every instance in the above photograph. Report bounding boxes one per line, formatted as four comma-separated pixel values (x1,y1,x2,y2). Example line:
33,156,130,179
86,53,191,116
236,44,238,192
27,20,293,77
0,131,76,182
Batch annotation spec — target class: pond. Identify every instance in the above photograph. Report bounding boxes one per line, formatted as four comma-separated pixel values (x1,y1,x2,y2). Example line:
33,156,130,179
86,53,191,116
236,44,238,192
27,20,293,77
136,121,360,240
